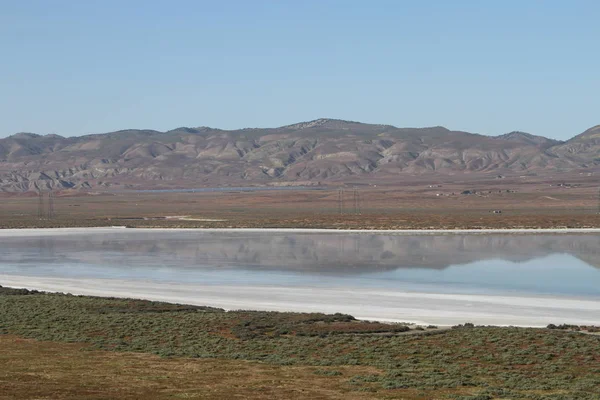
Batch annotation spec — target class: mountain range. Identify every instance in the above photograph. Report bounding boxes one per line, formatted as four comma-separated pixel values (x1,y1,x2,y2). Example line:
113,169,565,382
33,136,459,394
1,118,599,192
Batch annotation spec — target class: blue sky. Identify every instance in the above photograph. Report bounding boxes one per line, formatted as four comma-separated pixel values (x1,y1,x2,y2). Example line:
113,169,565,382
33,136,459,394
1,0,598,139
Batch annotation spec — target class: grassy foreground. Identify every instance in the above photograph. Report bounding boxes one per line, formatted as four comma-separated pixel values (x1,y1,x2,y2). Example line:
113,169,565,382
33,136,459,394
1,287,599,399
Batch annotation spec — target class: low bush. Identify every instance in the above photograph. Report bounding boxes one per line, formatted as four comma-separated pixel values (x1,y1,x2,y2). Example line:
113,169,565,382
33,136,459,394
1,290,599,398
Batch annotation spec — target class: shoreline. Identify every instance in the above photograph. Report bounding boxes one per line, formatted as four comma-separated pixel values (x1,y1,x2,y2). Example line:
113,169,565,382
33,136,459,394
1,226,600,236
2,227,599,328
3,275,599,327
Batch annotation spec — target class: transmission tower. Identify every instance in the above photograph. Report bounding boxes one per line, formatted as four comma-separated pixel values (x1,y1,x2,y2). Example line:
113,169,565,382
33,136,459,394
48,191,55,219
37,191,45,219
338,188,345,214
353,188,361,215
597,186,600,214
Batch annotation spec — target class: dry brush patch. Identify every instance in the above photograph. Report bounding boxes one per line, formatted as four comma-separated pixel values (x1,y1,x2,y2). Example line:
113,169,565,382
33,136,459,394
0,336,383,400
1,288,600,399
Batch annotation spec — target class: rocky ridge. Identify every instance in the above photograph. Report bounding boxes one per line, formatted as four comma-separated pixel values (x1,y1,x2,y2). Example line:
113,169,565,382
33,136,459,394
0,119,598,192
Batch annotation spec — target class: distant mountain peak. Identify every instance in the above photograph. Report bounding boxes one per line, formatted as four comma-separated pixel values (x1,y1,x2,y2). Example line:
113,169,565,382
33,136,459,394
280,118,396,131
566,124,600,143
497,131,560,147
581,125,600,136
8,132,42,139
500,131,534,139
280,118,345,130
167,127,212,134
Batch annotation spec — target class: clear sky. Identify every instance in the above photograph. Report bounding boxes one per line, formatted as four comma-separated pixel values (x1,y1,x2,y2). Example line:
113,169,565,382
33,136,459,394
1,0,598,140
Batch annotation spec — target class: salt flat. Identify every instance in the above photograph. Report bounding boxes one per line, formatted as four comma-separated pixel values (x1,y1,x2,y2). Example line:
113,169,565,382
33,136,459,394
1,226,600,236
2,274,599,327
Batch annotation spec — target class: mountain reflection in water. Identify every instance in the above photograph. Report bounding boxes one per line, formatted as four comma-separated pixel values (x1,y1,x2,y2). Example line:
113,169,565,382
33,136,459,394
1,231,599,297
3,232,600,271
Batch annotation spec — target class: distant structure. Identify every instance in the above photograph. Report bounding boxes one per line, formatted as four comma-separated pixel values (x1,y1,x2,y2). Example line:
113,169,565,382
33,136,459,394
37,190,56,220
353,187,361,214
598,187,600,214
338,188,345,214
48,191,55,219
37,191,45,219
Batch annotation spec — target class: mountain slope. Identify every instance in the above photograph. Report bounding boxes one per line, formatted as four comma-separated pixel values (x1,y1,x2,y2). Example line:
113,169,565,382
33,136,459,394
0,119,596,192
548,125,600,168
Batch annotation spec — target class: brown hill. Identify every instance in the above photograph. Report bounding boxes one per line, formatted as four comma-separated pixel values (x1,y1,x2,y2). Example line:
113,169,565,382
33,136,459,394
547,125,600,168
0,119,598,192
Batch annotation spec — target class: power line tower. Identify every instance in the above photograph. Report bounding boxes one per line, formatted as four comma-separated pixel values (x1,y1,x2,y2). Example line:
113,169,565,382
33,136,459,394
597,186,600,214
338,188,344,215
353,188,361,215
48,191,55,219
37,190,45,219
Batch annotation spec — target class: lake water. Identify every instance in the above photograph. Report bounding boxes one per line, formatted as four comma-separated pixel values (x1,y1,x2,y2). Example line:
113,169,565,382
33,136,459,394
1,229,599,326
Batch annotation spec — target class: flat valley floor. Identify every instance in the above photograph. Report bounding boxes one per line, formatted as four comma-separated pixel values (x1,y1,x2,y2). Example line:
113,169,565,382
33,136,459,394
1,176,599,230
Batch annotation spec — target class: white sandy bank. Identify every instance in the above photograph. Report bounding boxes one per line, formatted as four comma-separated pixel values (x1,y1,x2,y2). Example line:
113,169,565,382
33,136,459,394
1,227,600,237
2,274,599,327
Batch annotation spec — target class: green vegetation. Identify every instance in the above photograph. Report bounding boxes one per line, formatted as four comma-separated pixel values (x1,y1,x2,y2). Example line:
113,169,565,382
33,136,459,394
1,286,599,399
547,323,600,333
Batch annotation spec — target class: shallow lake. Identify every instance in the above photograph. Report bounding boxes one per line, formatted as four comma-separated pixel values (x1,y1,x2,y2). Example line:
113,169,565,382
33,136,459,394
1,229,599,326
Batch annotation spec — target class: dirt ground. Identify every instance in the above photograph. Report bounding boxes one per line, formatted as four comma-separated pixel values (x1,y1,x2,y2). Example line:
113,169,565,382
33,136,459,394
0,336,467,400
0,177,599,229
0,336,378,400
